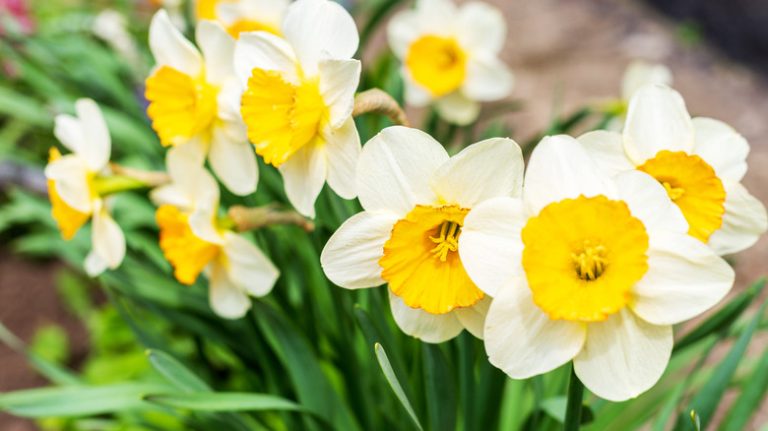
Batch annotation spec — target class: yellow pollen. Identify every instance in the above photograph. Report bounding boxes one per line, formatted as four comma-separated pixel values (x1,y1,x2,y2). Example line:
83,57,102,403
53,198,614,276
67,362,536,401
240,68,328,167
226,19,281,39
145,66,219,147
405,35,467,97
429,221,460,262
637,150,726,242
522,195,649,322
379,205,483,315
156,205,221,285
47,147,92,240
571,243,607,281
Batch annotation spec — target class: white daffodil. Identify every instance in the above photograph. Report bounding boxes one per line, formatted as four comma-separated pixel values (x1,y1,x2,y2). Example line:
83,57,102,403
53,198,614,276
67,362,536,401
233,0,362,218
621,61,672,102
45,99,126,277
146,10,257,196
387,0,513,125
209,0,289,39
151,150,279,319
580,83,767,255
321,126,523,342
459,135,735,401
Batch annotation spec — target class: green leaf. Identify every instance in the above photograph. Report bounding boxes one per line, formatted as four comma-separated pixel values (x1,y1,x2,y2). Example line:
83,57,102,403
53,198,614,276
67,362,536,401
720,342,768,430
422,343,457,431
144,392,303,412
674,296,768,429
675,278,765,353
0,321,79,386
146,350,210,393
374,343,424,431
0,383,171,418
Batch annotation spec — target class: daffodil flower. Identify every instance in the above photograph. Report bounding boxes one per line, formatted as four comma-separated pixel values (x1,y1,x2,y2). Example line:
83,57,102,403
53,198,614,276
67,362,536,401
45,99,126,277
151,150,279,319
621,61,672,102
233,0,362,218
209,0,289,39
459,135,734,401
321,126,523,343
146,10,257,196
387,0,513,125
580,83,768,255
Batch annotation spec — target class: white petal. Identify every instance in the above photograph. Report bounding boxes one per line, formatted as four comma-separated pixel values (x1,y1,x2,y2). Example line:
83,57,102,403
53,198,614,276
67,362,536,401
209,125,258,196
389,291,463,343
621,61,672,101
319,58,361,128
577,130,635,177
279,143,327,218
454,295,491,339
91,205,126,270
149,10,202,76
356,126,447,216
462,57,513,102
485,280,585,379
217,79,245,122
222,232,279,297
323,118,361,200
196,20,235,84
75,99,111,171
456,1,506,55
574,309,672,402
431,138,523,208
460,197,525,297
692,117,749,183
233,32,297,88
403,72,433,107
523,135,616,216
282,0,359,75
45,156,93,213
386,9,419,58
615,170,687,234
632,231,733,326
435,92,480,126
208,262,251,319
414,0,458,34
708,181,768,255
189,207,225,245
84,251,108,277
320,211,397,289
623,84,694,164
54,114,84,155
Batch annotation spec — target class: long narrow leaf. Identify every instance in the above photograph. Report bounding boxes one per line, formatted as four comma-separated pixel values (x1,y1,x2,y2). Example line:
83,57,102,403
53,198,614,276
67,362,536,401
374,343,424,431
144,392,303,412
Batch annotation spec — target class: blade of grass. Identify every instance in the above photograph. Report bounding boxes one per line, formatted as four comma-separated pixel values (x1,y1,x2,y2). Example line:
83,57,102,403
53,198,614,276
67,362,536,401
375,343,424,431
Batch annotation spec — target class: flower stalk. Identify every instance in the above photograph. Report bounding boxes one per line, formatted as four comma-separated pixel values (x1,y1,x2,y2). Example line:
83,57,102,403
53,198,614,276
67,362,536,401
228,204,315,233
353,88,410,126
564,364,585,431
109,163,170,188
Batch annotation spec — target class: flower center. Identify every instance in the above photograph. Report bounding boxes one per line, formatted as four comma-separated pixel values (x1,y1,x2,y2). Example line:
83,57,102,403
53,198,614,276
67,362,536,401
145,66,219,147
47,147,92,240
379,205,483,314
240,69,328,167
405,35,467,97
156,205,221,285
226,18,281,39
637,150,726,242
521,195,649,322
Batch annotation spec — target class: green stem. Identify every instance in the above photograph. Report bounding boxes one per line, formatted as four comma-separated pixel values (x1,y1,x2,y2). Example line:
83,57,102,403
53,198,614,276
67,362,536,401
564,364,584,431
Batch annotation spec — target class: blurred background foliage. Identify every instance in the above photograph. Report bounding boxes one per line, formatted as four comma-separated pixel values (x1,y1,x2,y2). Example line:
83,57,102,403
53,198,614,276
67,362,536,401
0,0,767,430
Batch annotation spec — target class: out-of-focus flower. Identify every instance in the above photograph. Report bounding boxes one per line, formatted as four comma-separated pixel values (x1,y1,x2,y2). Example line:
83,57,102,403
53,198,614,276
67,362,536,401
92,10,142,71
0,0,34,34
580,84,768,255
460,135,734,401
621,61,672,102
151,150,279,319
321,126,523,342
387,0,513,125
145,10,257,196
234,0,362,217
204,0,289,39
45,99,126,277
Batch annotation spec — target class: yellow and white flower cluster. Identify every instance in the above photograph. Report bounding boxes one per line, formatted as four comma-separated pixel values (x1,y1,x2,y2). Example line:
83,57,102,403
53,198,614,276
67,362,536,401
322,81,766,401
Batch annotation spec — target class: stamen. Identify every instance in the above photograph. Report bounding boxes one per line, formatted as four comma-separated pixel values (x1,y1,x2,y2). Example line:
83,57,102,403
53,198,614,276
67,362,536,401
662,181,685,201
571,244,607,281
429,221,461,262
